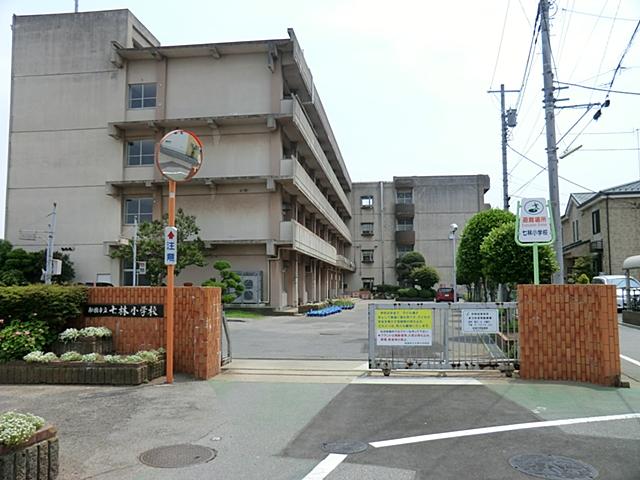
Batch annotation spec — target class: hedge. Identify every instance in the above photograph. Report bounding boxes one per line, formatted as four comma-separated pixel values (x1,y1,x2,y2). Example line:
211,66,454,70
0,285,88,330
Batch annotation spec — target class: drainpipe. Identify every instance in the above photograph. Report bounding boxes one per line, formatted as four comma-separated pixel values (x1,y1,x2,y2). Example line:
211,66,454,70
379,181,385,285
606,197,612,274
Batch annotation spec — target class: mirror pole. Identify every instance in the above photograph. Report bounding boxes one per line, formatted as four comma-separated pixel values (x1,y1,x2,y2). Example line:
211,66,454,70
166,180,176,384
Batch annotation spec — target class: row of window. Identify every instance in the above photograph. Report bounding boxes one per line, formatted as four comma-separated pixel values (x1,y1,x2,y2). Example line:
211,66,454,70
359,190,413,208
360,245,413,264
571,209,601,243
360,219,414,236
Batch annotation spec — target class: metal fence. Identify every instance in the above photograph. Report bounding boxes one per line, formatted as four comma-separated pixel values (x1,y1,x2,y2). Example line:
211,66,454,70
368,302,518,375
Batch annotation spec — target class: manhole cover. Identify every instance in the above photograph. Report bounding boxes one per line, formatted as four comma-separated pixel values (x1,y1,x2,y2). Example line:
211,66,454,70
509,454,598,480
139,444,217,468
321,440,368,454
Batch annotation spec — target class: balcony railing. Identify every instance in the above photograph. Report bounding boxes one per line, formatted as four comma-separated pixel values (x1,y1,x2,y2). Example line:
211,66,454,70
336,255,356,272
280,158,351,243
290,97,351,215
396,230,416,245
395,203,415,217
280,220,336,266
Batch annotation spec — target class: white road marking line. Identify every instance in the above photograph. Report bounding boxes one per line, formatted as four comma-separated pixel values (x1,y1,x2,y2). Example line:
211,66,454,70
620,354,640,367
351,377,481,385
302,453,347,480
354,362,370,371
369,412,640,449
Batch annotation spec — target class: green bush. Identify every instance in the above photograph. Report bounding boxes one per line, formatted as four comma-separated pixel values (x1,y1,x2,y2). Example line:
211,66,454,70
397,288,420,298
575,273,590,284
331,299,354,308
0,285,88,331
0,319,51,362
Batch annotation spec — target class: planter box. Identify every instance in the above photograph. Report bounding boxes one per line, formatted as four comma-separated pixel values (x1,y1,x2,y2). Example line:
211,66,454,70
622,310,640,327
52,337,113,355
0,426,58,480
0,362,147,386
146,360,166,381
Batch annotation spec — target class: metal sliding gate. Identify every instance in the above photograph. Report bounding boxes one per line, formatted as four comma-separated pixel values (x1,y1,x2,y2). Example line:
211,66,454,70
368,302,519,375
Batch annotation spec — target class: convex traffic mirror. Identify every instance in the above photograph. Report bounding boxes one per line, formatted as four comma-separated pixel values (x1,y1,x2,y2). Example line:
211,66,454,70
156,129,203,182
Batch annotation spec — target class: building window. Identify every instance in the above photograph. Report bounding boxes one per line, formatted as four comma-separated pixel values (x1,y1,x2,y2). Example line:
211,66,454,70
128,83,157,109
361,222,374,236
127,139,155,166
396,190,413,204
361,249,374,263
397,245,414,257
572,219,579,242
592,210,601,234
360,195,374,208
362,277,374,291
124,197,153,224
397,218,414,231
122,259,149,286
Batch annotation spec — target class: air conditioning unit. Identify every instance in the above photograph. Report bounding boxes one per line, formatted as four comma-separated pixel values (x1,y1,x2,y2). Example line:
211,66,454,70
233,271,263,304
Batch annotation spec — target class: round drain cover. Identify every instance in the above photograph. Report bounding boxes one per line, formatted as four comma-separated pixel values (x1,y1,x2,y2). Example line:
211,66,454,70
321,440,368,454
509,454,598,480
139,444,217,468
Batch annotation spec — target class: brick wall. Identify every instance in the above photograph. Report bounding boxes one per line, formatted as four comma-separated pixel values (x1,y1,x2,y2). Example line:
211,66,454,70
518,284,621,386
82,287,221,380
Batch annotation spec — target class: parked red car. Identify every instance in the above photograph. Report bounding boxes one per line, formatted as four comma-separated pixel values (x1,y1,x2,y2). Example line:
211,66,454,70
435,287,455,302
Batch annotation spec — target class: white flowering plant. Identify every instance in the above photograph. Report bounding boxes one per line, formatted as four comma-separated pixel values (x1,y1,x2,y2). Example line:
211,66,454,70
80,353,102,362
58,326,112,342
59,351,83,361
79,327,112,338
23,351,58,363
0,411,45,447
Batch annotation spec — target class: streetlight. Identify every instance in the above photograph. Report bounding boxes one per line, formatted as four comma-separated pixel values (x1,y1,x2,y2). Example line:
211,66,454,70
449,223,458,302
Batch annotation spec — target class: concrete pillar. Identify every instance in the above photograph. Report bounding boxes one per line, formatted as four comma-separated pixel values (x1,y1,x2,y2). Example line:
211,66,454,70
293,252,299,307
312,260,318,302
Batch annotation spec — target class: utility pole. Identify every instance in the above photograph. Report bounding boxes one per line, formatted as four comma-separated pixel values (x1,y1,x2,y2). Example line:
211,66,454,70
487,84,519,211
44,203,57,285
540,0,564,284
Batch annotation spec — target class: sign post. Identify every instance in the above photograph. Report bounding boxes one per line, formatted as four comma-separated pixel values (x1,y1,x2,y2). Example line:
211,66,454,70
155,130,203,384
515,198,555,285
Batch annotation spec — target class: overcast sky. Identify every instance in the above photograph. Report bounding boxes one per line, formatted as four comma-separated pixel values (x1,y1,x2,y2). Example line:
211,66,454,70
1,0,640,238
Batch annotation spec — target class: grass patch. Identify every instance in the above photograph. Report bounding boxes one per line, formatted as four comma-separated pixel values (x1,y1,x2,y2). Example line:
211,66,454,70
224,309,265,319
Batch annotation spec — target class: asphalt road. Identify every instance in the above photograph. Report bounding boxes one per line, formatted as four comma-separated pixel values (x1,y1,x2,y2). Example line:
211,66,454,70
619,322,640,382
1,302,638,479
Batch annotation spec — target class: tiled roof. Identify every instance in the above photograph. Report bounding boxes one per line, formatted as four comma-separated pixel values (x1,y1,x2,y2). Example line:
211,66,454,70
571,192,597,205
602,179,640,194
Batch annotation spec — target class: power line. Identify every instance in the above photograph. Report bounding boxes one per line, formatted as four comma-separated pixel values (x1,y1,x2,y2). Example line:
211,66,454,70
603,17,640,99
566,0,610,83
507,144,596,191
489,0,511,89
515,3,541,112
556,81,640,96
580,147,640,151
561,7,638,22
591,0,622,103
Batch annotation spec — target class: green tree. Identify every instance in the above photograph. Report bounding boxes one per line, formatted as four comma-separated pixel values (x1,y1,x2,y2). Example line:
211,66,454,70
570,255,595,282
0,248,39,285
110,209,206,285
456,209,515,299
480,221,558,290
32,250,75,284
0,242,75,285
410,265,440,294
202,260,245,304
396,251,426,287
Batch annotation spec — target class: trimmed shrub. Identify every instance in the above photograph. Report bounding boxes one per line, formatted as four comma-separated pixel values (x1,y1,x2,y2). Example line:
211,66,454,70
0,319,51,362
0,285,88,331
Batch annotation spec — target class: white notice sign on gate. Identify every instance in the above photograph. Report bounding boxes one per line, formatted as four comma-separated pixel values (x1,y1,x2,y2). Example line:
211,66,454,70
462,309,499,333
